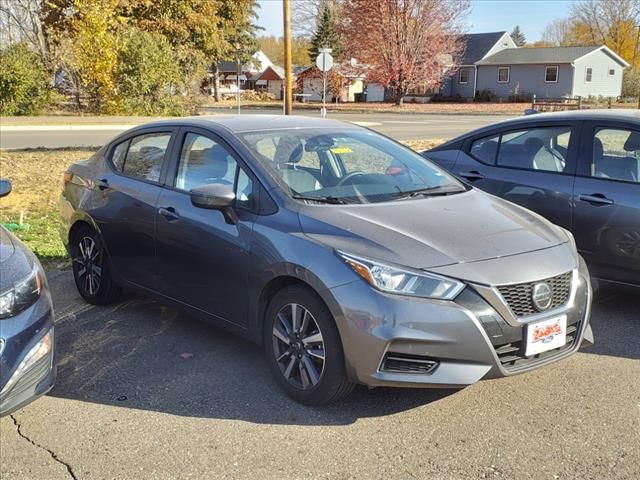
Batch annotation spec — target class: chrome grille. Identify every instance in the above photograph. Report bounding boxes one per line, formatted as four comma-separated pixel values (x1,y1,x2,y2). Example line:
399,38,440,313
497,272,572,318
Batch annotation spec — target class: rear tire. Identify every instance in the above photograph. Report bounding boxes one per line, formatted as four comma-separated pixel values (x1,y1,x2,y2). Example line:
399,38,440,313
70,225,121,305
264,285,355,405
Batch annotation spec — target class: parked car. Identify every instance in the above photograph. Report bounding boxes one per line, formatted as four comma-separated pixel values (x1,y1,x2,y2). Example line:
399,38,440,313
60,116,593,405
424,110,640,289
0,180,56,416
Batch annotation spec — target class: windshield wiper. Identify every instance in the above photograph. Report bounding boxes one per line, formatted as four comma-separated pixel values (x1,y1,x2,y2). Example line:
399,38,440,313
292,194,350,204
391,185,465,200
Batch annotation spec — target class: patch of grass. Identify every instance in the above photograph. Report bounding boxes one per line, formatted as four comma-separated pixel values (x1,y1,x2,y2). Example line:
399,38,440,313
0,148,98,268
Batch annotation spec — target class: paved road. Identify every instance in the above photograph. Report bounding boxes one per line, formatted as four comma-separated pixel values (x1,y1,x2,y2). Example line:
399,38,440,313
0,110,514,149
0,271,638,480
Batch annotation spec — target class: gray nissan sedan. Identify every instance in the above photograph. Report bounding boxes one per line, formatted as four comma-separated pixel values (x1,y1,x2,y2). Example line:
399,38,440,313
60,116,593,405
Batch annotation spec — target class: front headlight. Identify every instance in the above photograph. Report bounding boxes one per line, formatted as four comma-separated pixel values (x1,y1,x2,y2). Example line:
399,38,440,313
0,265,43,319
337,251,465,300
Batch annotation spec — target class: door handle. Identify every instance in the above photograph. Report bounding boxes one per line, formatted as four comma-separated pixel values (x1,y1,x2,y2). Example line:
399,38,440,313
158,206,180,221
459,170,485,181
578,193,614,206
96,179,110,191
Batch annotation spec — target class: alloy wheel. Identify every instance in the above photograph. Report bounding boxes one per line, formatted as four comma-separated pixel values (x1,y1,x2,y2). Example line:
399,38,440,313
272,303,325,390
74,236,102,295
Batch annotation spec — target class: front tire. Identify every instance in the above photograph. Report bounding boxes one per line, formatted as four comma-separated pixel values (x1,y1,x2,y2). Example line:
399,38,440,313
264,285,355,405
70,226,121,305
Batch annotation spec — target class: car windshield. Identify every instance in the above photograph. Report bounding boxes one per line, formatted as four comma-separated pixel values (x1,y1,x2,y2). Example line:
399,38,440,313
240,129,466,204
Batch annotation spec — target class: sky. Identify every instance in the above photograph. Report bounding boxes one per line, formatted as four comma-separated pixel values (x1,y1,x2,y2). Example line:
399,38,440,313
256,0,576,42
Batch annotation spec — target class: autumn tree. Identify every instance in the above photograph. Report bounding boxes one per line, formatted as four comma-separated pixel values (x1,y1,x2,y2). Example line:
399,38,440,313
570,0,640,66
510,26,526,47
259,35,311,66
308,4,342,60
538,0,640,66
341,0,469,106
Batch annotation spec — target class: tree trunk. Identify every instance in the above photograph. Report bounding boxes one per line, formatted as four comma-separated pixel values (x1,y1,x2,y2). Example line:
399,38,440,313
395,93,404,106
212,64,221,102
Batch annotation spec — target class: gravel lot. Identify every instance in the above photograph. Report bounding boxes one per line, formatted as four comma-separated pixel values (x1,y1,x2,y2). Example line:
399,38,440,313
0,270,638,480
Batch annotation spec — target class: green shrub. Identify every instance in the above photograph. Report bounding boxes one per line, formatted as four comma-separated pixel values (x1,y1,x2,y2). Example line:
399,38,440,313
622,68,640,98
115,29,202,116
0,43,54,115
474,89,499,102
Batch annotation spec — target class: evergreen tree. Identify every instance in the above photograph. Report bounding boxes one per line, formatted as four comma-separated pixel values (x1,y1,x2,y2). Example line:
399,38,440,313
510,25,527,47
309,5,341,61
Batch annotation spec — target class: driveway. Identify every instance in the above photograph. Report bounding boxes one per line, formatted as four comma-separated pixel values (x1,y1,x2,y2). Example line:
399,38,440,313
0,111,513,149
0,270,638,480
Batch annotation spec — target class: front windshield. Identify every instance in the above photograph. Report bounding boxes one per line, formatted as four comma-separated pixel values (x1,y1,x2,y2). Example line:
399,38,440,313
240,129,466,204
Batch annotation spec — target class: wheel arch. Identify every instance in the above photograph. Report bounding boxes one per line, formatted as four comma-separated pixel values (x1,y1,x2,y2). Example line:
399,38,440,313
249,265,349,349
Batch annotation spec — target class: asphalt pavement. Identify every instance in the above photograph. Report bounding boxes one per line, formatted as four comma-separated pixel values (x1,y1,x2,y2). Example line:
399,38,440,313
0,110,514,149
0,270,638,480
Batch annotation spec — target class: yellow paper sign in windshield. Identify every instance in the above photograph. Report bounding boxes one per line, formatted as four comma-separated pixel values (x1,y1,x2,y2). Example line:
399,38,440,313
331,147,353,154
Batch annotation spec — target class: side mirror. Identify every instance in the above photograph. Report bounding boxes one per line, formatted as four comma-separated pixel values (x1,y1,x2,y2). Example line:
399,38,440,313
190,183,238,224
0,179,12,198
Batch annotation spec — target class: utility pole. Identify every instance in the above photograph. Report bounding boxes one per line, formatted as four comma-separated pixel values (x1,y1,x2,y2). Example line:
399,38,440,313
283,0,293,115
236,43,241,115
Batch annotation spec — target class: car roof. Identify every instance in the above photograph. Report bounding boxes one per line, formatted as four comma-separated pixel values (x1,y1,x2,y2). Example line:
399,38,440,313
431,109,640,150
130,114,359,134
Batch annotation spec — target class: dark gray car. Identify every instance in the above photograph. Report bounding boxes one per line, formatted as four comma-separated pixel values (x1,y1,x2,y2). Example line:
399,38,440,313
0,180,56,416
61,116,593,405
424,109,640,288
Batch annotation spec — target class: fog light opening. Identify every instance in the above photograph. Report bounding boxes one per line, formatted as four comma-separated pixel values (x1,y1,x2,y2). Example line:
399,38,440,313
381,352,439,374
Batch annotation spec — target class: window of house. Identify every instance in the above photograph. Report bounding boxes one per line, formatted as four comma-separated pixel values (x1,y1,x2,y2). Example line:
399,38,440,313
458,68,469,84
121,133,171,182
545,66,559,83
497,67,510,83
176,133,255,208
585,67,593,83
591,128,640,184
608,68,616,76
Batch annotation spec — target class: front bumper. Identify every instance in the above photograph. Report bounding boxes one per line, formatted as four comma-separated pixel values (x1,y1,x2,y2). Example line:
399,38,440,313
327,258,592,388
0,292,56,416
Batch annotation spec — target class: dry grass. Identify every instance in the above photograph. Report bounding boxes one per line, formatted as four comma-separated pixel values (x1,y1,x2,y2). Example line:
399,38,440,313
0,148,97,266
0,140,445,266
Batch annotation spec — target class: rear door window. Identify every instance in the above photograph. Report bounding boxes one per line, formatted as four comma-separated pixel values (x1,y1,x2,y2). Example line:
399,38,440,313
120,132,172,182
496,126,571,173
591,128,640,184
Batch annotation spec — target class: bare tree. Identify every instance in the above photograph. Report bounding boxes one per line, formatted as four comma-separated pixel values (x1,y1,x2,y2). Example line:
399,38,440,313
291,0,343,38
0,0,47,58
540,18,578,46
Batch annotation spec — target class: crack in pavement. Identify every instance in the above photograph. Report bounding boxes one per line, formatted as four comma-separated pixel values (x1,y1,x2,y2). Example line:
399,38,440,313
10,415,78,480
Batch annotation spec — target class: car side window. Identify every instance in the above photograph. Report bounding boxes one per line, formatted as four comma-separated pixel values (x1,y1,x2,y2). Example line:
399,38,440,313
111,140,129,172
470,134,500,164
121,133,171,182
592,128,640,184
176,133,255,209
496,127,571,173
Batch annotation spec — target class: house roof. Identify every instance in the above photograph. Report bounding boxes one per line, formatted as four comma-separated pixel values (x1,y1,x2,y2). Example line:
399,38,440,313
476,46,600,65
458,31,508,65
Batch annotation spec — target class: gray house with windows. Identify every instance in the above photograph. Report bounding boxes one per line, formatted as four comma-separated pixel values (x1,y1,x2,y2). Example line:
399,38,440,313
442,32,629,100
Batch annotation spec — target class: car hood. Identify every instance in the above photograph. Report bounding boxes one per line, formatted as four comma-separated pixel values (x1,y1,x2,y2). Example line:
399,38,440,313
298,189,568,270
0,226,16,264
